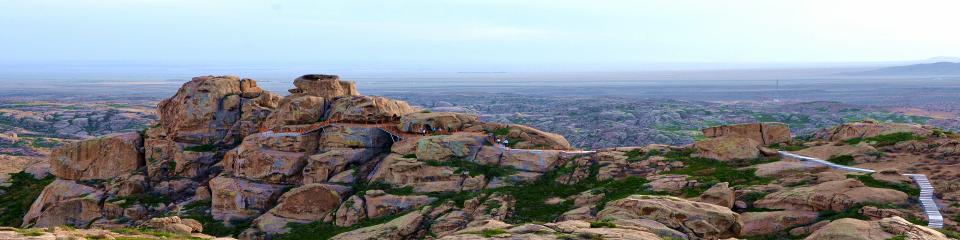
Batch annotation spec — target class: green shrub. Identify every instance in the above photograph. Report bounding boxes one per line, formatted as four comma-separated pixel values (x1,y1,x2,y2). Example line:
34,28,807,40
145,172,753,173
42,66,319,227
663,150,773,192
0,172,55,226
827,155,855,166
479,228,508,237
845,132,922,147
278,213,408,240
589,220,616,228
179,200,251,237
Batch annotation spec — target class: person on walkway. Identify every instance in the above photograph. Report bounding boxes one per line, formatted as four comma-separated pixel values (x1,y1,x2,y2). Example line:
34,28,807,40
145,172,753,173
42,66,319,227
503,139,509,148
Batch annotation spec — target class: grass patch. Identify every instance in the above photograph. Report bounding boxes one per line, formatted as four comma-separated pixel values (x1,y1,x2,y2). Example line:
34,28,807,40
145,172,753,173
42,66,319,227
478,228,508,237
769,143,808,151
826,155,855,166
112,228,203,240
401,153,417,159
425,158,517,178
663,149,774,197
624,149,660,162
277,212,410,240
179,200,251,237
0,172,55,227
589,220,616,228
847,174,920,196
183,144,217,152
844,132,923,147
109,193,169,208
15,228,46,236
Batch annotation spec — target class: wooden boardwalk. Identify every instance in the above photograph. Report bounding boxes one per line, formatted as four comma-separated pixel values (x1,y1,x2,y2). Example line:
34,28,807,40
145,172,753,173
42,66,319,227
779,151,943,229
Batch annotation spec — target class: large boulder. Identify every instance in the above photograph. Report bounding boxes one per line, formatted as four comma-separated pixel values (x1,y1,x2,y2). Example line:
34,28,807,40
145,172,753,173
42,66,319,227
261,95,327,130
814,120,934,142
695,182,735,209
499,149,562,173
22,180,104,228
209,175,289,221
369,154,468,193
330,209,426,240
157,76,251,144
597,195,743,239
791,143,878,160
319,125,393,150
754,179,909,212
220,134,310,184
702,122,792,145
301,148,382,184
143,129,219,181
482,123,573,150
326,96,416,123
244,183,352,237
364,190,435,219
805,217,948,240
693,136,761,161
50,132,143,180
415,133,486,161
740,210,818,236
397,112,481,133
288,74,360,99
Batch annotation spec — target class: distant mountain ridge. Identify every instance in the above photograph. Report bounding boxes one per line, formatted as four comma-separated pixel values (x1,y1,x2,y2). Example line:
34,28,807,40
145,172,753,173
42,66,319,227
849,61,960,76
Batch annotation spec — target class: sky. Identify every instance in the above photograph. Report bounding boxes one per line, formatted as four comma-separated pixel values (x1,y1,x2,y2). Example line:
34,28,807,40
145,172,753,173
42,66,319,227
2,0,959,70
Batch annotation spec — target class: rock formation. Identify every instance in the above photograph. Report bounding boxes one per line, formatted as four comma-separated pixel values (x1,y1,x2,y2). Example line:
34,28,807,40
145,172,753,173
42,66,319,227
9,74,949,240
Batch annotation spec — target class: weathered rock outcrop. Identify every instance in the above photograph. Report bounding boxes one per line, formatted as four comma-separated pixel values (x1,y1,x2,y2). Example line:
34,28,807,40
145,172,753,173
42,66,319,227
740,210,818,236
702,122,792,145
754,179,909,211
482,123,573,150
158,76,273,145
814,120,934,142
288,74,360,99
397,112,481,133
597,195,743,239
22,180,104,228
49,132,143,180
326,96,416,123
209,175,289,221
693,136,761,161
805,217,948,240
261,96,326,130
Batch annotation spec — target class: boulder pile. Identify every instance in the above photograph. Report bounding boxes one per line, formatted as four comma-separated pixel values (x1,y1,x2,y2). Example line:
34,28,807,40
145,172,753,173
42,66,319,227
14,74,948,240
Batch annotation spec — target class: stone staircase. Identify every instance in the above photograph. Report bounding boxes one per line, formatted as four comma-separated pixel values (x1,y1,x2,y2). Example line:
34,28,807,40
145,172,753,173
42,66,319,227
779,151,943,229
903,174,945,228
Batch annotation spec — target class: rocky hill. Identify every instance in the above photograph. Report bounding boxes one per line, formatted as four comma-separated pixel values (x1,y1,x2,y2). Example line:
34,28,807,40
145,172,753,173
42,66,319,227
849,62,960,76
1,74,958,240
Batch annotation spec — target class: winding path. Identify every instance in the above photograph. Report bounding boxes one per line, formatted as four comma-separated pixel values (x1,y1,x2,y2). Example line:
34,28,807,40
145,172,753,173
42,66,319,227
779,151,944,229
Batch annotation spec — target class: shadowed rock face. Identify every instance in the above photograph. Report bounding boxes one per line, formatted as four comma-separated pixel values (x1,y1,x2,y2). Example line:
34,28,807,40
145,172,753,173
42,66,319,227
702,122,792,145
49,132,143,180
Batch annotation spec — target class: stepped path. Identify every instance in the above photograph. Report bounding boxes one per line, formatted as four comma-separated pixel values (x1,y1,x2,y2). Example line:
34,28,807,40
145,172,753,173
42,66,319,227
779,151,944,229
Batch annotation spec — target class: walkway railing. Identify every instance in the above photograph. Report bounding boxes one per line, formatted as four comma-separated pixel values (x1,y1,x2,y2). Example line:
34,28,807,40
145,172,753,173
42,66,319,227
779,151,943,229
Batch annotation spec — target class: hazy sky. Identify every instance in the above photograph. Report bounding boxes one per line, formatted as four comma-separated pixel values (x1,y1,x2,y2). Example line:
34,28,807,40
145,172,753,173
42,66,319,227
2,0,959,68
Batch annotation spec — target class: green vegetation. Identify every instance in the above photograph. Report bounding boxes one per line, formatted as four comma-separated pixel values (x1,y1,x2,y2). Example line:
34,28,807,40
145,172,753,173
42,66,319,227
589,220,616,228
109,193,169,208
180,200,251,237
768,143,808,151
818,204,869,221
425,158,517,179
278,212,410,240
0,172,55,226
844,132,923,147
402,153,417,159
15,228,46,237
847,174,920,196
112,228,203,240
664,149,775,197
183,144,217,152
887,235,907,240
478,228,508,237
624,149,661,162
938,229,960,239
826,155,855,166
491,127,510,136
